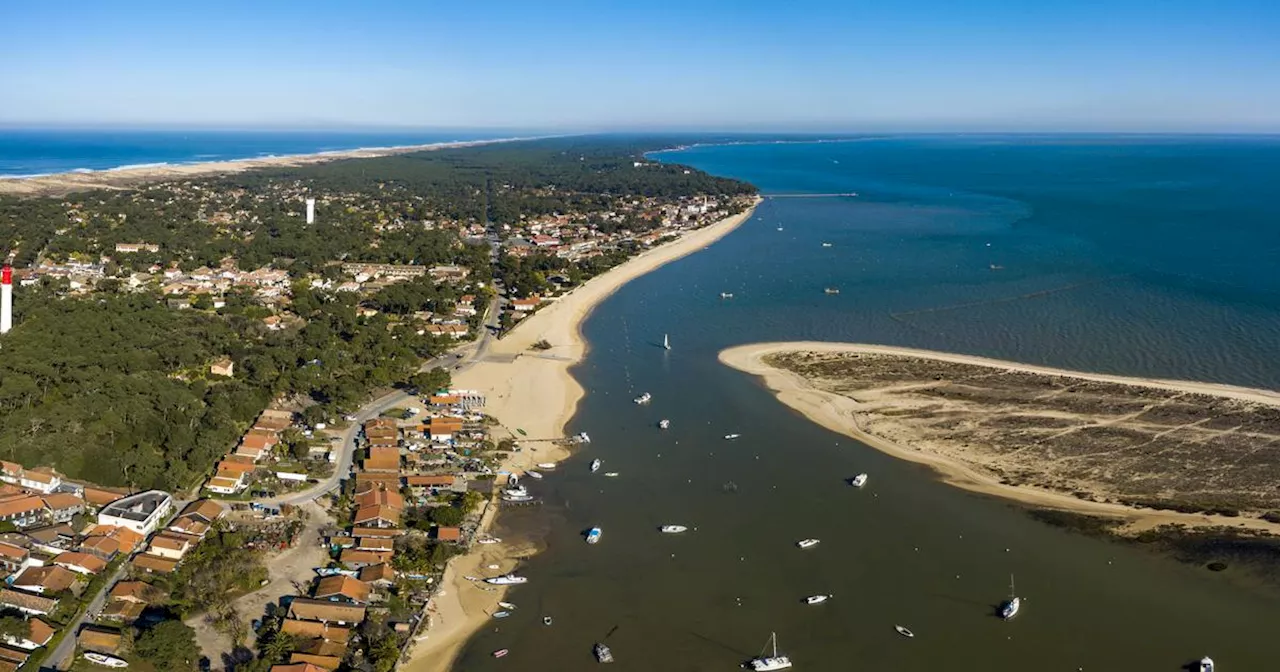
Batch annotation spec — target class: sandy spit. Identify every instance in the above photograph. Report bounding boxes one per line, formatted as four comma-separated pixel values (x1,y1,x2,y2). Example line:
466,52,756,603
0,137,541,197
719,341,1280,535
403,198,760,672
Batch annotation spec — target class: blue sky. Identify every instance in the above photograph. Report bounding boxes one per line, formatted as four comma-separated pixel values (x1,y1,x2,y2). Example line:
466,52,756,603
3,0,1278,131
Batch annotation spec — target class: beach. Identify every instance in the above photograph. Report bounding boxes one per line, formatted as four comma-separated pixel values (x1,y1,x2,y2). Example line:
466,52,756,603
0,137,534,197
720,341,1280,535
403,198,760,672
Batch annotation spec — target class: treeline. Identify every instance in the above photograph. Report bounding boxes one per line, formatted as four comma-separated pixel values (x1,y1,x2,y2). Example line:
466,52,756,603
0,284,457,490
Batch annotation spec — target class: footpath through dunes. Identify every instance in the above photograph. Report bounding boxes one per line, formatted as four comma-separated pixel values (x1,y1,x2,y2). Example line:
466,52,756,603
720,342,1280,534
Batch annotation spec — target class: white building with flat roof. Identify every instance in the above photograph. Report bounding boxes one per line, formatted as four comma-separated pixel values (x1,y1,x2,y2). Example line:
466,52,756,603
98,490,173,536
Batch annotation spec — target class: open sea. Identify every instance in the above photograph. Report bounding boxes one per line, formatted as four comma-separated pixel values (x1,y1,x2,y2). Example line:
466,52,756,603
0,129,527,178
440,136,1280,671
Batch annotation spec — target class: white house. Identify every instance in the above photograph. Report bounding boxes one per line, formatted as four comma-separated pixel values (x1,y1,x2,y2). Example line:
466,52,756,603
98,491,173,536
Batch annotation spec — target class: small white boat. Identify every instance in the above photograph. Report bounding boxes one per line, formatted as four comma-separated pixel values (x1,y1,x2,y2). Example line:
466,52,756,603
724,433,741,440
660,525,688,533
776,226,784,231
748,631,792,671
604,472,619,477
525,470,543,479
999,574,1021,620
485,574,528,585
796,538,820,549
464,575,480,581
586,527,602,544
720,292,734,299
850,473,868,488
1198,656,1215,672
498,601,517,610
84,653,129,668
492,649,509,658
502,493,532,502
822,242,833,247
804,594,831,604
895,625,915,638
594,642,614,663
663,333,671,350
578,432,592,443
476,538,501,545
537,462,557,469
633,392,652,404
658,419,670,429
543,616,553,626
590,459,602,473
493,611,511,619
824,287,840,295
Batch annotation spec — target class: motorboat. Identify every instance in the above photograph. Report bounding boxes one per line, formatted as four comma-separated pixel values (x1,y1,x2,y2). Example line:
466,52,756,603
804,594,831,604
604,472,619,477
850,473,868,488
505,484,529,498
999,574,1021,620
493,611,510,619
591,459,602,473
1198,656,1215,672
895,625,915,638
824,287,840,295
724,433,741,440
525,470,543,479
586,526,602,544
492,649,509,658
476,538,501,545
543,616,553,626
578,432,592,443
594,642,614,663
796,538,820,549
633,392,652,404
84,653,129,668
658,419,670,429
748,631,792,671
485,574,528,585
501,494,532,503
498,601,517,610
822,242,833,247
660,525,688,533
537,462,557,469
720,292,734,299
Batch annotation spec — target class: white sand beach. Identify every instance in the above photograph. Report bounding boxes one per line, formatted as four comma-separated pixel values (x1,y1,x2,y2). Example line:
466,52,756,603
403,198,760,672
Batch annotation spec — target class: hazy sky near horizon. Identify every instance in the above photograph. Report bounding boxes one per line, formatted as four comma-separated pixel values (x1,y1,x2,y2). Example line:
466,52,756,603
3,0,1279,132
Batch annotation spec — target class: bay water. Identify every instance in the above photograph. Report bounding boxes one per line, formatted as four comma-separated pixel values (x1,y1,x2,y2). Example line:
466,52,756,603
455,136,1280,670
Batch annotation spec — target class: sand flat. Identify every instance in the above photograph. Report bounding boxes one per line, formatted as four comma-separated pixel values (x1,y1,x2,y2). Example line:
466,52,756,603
720,342,1280,534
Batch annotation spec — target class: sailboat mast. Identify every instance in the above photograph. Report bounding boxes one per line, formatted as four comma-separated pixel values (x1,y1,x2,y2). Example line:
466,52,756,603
771,631,778,657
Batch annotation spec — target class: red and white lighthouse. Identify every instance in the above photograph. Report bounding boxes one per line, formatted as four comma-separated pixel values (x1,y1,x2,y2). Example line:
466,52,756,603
0,265,12,334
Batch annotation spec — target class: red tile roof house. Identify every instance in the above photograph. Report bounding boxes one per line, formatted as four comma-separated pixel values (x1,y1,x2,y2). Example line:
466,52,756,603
312,576,371,604
12,565,79,594
0,588,58,616
433,526,462,543
0,543,28,573
40,493,84,524
53,551,108,575
0,495,48,529
337,549,393,569
147,533,197,560
287,598,366,625
2,618,53,650
352,505,399,529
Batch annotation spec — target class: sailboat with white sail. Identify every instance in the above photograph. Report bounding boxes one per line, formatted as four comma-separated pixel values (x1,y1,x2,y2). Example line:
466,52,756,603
663,333,670,350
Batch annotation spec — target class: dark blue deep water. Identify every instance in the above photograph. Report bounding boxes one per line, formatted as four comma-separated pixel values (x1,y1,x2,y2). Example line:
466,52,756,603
0,129,524,177
445,136,1280,672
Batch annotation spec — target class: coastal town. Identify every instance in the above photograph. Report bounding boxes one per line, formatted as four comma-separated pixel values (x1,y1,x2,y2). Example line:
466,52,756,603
0,139,760,672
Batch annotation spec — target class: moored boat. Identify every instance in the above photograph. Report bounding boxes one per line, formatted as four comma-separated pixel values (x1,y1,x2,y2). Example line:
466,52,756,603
525,470,542,479
796,538,820,549
604,472,619,477
895,625,915,638
724,433,741,440
590,459,602,473
537,462,557,469
498,601,517,610
804,594,831,604
1198,656,1215,672
633,392,652,404
748,631,792,671
586,526,602,544
476,538,500,545
999,574,1021,620
720,292,734,298
850,473,868,488
493,611,510,619
84,653,129,668
492,649,509,658
594,642,614,663
543,616,553,626
658,419,670,429
824,287,840,295
660,525,688,533
485,574,528,585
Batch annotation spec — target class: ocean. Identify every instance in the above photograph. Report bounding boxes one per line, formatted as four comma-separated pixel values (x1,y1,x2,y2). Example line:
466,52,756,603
445,136,1280,670
0,129,527,178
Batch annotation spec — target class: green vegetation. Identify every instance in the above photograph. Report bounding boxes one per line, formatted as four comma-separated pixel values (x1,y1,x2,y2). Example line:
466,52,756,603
134,620,200,672
157,526,267,617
